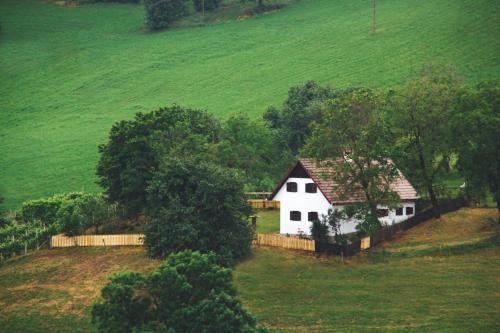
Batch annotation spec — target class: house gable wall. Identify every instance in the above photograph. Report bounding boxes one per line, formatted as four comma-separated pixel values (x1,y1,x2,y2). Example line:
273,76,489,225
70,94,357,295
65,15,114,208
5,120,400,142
274,177,331,235
274,177,416,236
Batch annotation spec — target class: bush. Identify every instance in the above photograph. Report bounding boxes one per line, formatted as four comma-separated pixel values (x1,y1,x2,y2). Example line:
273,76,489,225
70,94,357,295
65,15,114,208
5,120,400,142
20,193,81,225
77,193,116,233
310,219,329,244
144,157,254,265
92,251,267,333
144,0,190,31
193,0,220,12
57,201,85,237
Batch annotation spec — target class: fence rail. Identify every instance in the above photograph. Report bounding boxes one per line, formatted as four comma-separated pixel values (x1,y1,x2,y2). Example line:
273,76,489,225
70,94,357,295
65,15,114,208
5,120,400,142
252,233,315,252
248,200,280,209
51,234,144,248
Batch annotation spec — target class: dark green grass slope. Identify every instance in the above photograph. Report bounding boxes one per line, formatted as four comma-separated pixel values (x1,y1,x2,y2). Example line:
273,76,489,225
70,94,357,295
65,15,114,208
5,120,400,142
1,0,499,209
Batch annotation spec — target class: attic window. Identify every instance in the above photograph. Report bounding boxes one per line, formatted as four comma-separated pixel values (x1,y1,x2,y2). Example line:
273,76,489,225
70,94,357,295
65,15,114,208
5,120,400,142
406,207,414,215
396,207,403,216
377,209,389,218
290,211,301,221
308,212,319,221
286,182,298,192
305,183,317,193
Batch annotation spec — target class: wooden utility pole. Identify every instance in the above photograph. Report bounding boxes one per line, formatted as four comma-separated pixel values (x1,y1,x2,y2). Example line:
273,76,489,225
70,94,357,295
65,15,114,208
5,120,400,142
372,0,376,33
202,0,205,17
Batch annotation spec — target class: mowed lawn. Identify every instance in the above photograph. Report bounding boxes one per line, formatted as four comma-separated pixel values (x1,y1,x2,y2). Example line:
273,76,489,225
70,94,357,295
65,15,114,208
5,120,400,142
1,0,500,209
255,209,280,234
0,208,498,332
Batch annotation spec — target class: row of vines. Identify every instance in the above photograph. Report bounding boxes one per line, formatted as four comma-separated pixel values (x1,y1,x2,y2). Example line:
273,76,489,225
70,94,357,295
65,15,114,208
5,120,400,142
0,192,120,263
0,220,59,262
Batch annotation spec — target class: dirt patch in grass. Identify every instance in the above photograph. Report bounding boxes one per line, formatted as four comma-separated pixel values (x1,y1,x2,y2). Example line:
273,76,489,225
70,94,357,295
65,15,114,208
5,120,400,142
0,247,160,317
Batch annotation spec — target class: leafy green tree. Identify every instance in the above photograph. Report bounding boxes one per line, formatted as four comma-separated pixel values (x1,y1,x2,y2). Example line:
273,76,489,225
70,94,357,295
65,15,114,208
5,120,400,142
92,251,267,333
323,208,348,245
388,65,461,217
310,219,329,244
452,80,500,214
305,88,399,233
57,201,85,236
20,195,65,226
97,105,220,217
144,0,190,30
144,156,254,265
216,113,292,191
77,193,115,234
264,81,334,154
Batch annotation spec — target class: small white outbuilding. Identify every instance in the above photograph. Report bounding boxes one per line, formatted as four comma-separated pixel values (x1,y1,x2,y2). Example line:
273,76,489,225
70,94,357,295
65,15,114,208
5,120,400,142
269,159,419,236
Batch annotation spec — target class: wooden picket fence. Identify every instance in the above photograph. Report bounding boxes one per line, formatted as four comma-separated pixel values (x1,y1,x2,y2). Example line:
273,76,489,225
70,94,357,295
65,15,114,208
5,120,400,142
248,200,280,209
252,233,315,252
51,234,144,248
360,236,371,250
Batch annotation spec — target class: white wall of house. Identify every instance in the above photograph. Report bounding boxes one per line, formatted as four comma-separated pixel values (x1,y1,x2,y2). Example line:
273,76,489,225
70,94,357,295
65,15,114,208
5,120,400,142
274,177,330,235
274,177,416,236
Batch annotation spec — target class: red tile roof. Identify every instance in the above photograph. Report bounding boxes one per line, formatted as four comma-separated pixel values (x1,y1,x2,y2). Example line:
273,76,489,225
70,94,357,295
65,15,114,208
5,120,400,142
270,158,419,204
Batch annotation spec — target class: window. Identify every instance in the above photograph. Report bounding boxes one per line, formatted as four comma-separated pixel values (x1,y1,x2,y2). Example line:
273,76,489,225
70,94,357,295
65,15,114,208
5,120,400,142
286,182,297,192
305,183,317,193
308,212,319,221
396,207,403,216
377,209,389,218
406,207,414,215
290,211,301,221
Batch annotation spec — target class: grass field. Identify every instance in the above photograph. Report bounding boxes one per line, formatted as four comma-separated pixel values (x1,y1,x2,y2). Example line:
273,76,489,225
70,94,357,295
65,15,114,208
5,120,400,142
0,208,498,332
1,0,499,209
255,209,280,234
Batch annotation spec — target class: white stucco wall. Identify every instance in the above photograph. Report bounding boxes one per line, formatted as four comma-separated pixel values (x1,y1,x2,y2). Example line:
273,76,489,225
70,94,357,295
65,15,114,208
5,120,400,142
274,177,331,235
274,177,416,236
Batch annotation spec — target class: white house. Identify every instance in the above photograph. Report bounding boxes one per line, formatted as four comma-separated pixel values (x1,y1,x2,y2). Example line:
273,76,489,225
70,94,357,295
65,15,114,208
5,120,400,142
270,158,419,236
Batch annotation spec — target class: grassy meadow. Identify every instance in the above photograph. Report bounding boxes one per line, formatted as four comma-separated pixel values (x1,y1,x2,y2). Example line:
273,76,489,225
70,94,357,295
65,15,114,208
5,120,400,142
0,208,498,332
1,0,499,209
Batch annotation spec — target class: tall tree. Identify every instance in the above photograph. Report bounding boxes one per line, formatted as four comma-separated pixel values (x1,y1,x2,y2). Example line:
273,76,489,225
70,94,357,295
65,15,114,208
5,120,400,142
216,113,292,191
96,106,220,216
388,65,461,217
144,156,254,265
452,81,500,214
305,88,399,234
264,81,334,155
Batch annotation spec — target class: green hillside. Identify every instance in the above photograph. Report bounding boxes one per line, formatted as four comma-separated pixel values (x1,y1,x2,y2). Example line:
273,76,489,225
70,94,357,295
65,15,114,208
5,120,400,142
1,0,499,209
0,208,498,332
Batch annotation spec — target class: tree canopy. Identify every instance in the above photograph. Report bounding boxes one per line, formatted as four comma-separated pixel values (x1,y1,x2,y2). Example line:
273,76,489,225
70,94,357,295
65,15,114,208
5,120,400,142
387,65,462,217
452,80,500,213
305,88,399,234
144,0,190,31
92,250,267,333
96,105,220,216
144,156,254,265
264,81,334,155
